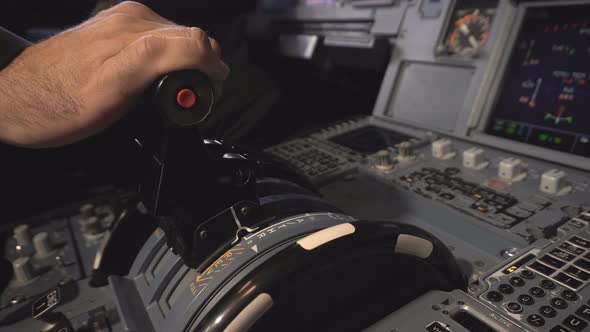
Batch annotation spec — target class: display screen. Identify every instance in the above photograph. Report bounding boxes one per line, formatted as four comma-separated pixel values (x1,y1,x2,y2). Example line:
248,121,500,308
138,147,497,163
329,126,412,154
486,5,590,158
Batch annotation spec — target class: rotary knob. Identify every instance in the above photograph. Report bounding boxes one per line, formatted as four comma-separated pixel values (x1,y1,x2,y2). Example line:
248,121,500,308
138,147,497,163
397,141,416,162
79,203,96,218
13,256,36,283
81,216,103,235
375,150,395,171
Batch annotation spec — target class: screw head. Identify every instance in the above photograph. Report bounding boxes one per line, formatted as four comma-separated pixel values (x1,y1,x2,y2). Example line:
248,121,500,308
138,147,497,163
240,206,251,216
59,277,72,286
10,295,25,305
502,247,519,257
199,230,208,240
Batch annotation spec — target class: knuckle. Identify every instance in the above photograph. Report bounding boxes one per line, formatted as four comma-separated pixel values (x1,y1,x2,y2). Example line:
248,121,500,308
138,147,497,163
187,37,206,55
103,13,135,25
189,27,208,41
210,37,221,50
116,1,151,15
136,35,161,60
179,27,193,39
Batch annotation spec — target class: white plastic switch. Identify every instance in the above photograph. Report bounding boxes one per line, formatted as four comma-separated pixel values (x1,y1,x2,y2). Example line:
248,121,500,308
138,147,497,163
33,232,54,257
431,139,456,160
540,169,571,195
13,224,32,247
13,257,36,283
498,158,527,182
463,147,489,170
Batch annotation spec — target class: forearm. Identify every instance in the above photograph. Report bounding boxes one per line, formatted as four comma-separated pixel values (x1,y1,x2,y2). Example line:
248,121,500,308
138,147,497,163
0,47,82,147
0,27,35,146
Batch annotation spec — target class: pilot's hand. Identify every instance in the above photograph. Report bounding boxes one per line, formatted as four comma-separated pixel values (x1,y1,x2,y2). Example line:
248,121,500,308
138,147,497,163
0,1,229,148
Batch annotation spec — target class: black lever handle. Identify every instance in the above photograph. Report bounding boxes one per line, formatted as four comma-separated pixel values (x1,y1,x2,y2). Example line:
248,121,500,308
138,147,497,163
137,70,245,268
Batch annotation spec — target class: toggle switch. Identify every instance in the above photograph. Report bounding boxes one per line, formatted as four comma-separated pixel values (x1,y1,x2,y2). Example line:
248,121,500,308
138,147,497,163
396,141,416,162
374,150,395,171
13,256,37,283
33,232,55,258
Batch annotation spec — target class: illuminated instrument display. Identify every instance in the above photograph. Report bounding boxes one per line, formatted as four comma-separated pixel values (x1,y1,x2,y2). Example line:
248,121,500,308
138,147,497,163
448,11,490,56
486,5,590,158
442,0,498,57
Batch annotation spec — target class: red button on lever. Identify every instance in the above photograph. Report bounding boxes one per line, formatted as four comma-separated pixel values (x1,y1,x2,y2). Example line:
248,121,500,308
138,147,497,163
176,88,197,109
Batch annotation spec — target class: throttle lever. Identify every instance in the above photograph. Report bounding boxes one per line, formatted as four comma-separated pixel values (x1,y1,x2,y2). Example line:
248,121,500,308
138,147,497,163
133,70,260,269
136,70,219,215
135,70,234,265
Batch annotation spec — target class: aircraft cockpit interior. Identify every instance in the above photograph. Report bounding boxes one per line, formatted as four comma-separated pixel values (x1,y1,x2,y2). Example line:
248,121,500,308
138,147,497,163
1,0,589,331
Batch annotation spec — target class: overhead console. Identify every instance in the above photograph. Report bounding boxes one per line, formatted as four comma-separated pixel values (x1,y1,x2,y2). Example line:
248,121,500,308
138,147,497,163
251,0,405,69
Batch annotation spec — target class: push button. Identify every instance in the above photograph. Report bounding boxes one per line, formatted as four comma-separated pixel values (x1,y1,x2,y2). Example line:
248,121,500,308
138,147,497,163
540,305,558,318
521,269,536,279
561,243,585,255
574,258,590,271
551,248,576,262
541,279,557,289
440,193,455,200
570,236,590,249
528,314,546,327
540,255,567,268
551,297,569,309
571,219,585,228
565,266,590,281
550,326,570,332
176,88,197,109
506,302,523,313
519,294,535,305
530,287,546,297
498,284,514,294
563,315,588,331
486,291,503,302
529,262,557,276
576,305,590,320
562,290,579,301
510,276,526,287
556,273,583,289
